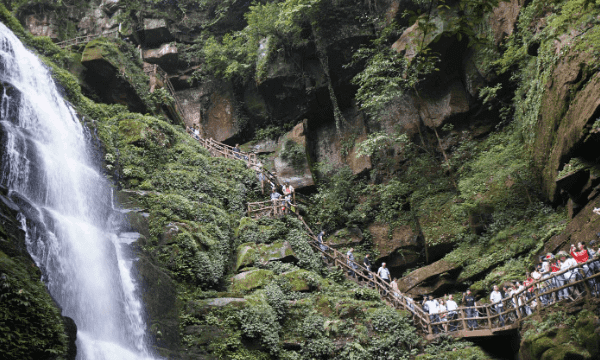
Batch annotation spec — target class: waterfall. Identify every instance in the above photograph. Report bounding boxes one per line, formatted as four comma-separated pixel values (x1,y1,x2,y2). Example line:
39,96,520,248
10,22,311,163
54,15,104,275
0,23,160,360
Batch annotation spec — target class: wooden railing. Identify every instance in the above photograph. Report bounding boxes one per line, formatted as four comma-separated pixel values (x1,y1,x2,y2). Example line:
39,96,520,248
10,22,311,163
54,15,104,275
196,137,259,168
247,199,296,219
56,29,119,48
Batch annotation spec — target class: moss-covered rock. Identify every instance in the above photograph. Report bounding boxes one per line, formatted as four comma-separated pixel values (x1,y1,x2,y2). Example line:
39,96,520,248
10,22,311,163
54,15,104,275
280,269,312,292
235,241,297,273
0,186,72,360
231,269,275,293
81,39,148,113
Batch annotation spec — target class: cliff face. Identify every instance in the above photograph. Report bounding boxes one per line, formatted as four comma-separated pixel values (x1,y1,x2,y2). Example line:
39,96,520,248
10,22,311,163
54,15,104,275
3,0,600,359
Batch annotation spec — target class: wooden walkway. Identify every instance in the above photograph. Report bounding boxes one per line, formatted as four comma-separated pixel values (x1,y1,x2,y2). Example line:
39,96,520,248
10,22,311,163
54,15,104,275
186,115,600,341
56,29,119,48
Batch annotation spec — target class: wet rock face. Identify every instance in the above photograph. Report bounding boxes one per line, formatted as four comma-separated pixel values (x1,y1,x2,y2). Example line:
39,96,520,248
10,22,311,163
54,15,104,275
308,105,372,176
489,0,523,45
24,13,59,40
134,249,180,354
533,50,600,204
201,88,239,142
273,121,315,189
368,223,421,270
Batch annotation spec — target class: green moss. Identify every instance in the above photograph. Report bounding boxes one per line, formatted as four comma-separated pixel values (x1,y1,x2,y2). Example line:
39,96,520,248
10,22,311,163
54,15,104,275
231,269,275,293
0,256,69,359
280,269,312,292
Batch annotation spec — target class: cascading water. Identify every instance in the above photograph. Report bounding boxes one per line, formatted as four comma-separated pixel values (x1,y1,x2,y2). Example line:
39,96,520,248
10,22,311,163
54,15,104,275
0,23,159,360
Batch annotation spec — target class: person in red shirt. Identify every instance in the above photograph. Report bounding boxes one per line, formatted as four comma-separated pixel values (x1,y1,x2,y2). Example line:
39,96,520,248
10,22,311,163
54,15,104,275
571,242,589,263
550,257,561,302
571,242,597,295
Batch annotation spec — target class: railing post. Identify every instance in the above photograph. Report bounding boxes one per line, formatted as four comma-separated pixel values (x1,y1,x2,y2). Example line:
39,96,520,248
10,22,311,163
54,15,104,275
486,306,492,329
579,268,592,298
512,295,521,320
460,308,467,332
534,288,541,314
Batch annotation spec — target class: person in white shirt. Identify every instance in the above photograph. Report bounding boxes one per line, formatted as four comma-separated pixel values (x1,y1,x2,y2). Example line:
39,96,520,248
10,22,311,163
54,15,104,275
559,251,578,300
439,299,448,332
377,263,391,284
446,295,458,331
490,285,505,326
282,181,295,202
390,278,400,298
425,295,440,334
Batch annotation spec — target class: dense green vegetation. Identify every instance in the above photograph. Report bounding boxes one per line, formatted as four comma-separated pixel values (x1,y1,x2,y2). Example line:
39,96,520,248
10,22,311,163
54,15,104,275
2,0,600,358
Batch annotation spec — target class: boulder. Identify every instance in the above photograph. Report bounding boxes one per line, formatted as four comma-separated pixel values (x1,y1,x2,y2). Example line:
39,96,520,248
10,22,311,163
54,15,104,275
102,0,121,15
392,11,450,62
78,6,120,36
231,269,274,292
274,122,315,189
235,241,298,272
417,80,470,129
143,18,174,46
160,222,188,246
325,227,363,248
397,259,458,293
280,269,313,292
143,43,178,70
24,13,59,40
244,138,279,155
368,223,421,269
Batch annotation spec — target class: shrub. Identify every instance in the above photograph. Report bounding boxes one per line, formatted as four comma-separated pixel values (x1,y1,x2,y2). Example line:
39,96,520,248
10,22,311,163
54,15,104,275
239,304,281,353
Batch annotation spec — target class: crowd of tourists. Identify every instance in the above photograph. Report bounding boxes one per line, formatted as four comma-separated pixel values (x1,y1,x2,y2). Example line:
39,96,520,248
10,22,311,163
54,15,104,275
424,241,600,333
317,228,600,334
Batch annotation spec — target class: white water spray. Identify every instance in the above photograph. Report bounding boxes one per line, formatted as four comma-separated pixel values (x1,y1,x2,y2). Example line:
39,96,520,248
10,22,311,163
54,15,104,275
0,23,159,360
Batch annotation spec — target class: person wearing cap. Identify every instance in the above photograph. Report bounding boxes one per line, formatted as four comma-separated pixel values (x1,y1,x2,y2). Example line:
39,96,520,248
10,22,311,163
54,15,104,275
463,289,478,329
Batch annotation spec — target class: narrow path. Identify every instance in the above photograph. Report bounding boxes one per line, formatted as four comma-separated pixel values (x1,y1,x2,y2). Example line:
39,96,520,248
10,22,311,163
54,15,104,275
56,29,119,48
